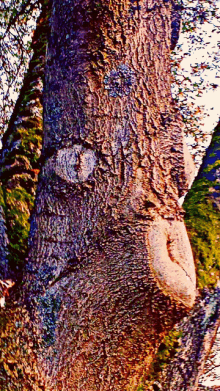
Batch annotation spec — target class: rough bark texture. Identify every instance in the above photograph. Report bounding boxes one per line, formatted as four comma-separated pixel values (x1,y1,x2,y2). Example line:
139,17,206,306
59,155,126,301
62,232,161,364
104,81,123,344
21,1,196,390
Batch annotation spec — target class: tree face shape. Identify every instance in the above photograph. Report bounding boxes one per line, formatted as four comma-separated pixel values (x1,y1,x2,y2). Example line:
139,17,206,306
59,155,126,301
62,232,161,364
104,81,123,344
24,0,196,389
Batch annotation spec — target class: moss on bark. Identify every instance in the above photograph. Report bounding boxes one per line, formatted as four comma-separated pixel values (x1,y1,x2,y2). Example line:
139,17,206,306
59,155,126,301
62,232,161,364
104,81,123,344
184,120,220,289
0,3,50,280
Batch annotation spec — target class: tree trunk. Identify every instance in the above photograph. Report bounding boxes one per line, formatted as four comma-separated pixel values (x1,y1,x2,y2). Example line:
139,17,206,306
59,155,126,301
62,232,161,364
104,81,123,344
0,2,50,283
21,1,196,389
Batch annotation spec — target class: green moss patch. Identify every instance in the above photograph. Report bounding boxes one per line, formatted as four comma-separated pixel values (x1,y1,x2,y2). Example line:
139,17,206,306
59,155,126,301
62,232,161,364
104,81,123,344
5,186,35,269
132,328,182,390
17,125,43,165
184,178,220,289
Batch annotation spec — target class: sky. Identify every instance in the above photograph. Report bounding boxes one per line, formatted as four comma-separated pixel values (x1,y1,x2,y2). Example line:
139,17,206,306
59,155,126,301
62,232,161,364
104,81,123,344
177,11,220,167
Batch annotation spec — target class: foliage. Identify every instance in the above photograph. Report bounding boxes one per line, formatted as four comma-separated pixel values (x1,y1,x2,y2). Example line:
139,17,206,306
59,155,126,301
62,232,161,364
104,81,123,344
171,0,220,162
180,0,219,31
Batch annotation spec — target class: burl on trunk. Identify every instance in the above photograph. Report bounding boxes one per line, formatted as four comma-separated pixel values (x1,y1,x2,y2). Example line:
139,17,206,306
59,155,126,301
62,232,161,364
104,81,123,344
24,1,196,389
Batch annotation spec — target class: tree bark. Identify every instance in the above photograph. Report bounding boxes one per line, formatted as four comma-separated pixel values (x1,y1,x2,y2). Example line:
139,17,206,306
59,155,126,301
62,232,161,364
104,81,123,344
21,1,196,390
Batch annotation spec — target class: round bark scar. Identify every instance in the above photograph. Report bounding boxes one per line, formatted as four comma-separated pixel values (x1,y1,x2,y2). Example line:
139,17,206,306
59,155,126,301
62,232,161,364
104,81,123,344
55,145,96,183
148,217,196,308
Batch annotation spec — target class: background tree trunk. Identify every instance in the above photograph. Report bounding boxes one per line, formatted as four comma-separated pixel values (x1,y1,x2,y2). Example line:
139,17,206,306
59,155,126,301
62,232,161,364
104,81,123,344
0,2,50,283
0,185,9,280
160,288,220,391
184,120,220,290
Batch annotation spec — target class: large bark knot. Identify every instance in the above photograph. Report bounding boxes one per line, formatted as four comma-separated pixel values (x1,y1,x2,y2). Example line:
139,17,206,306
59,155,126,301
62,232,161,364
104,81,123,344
148,217,196,308
44,145,97,184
